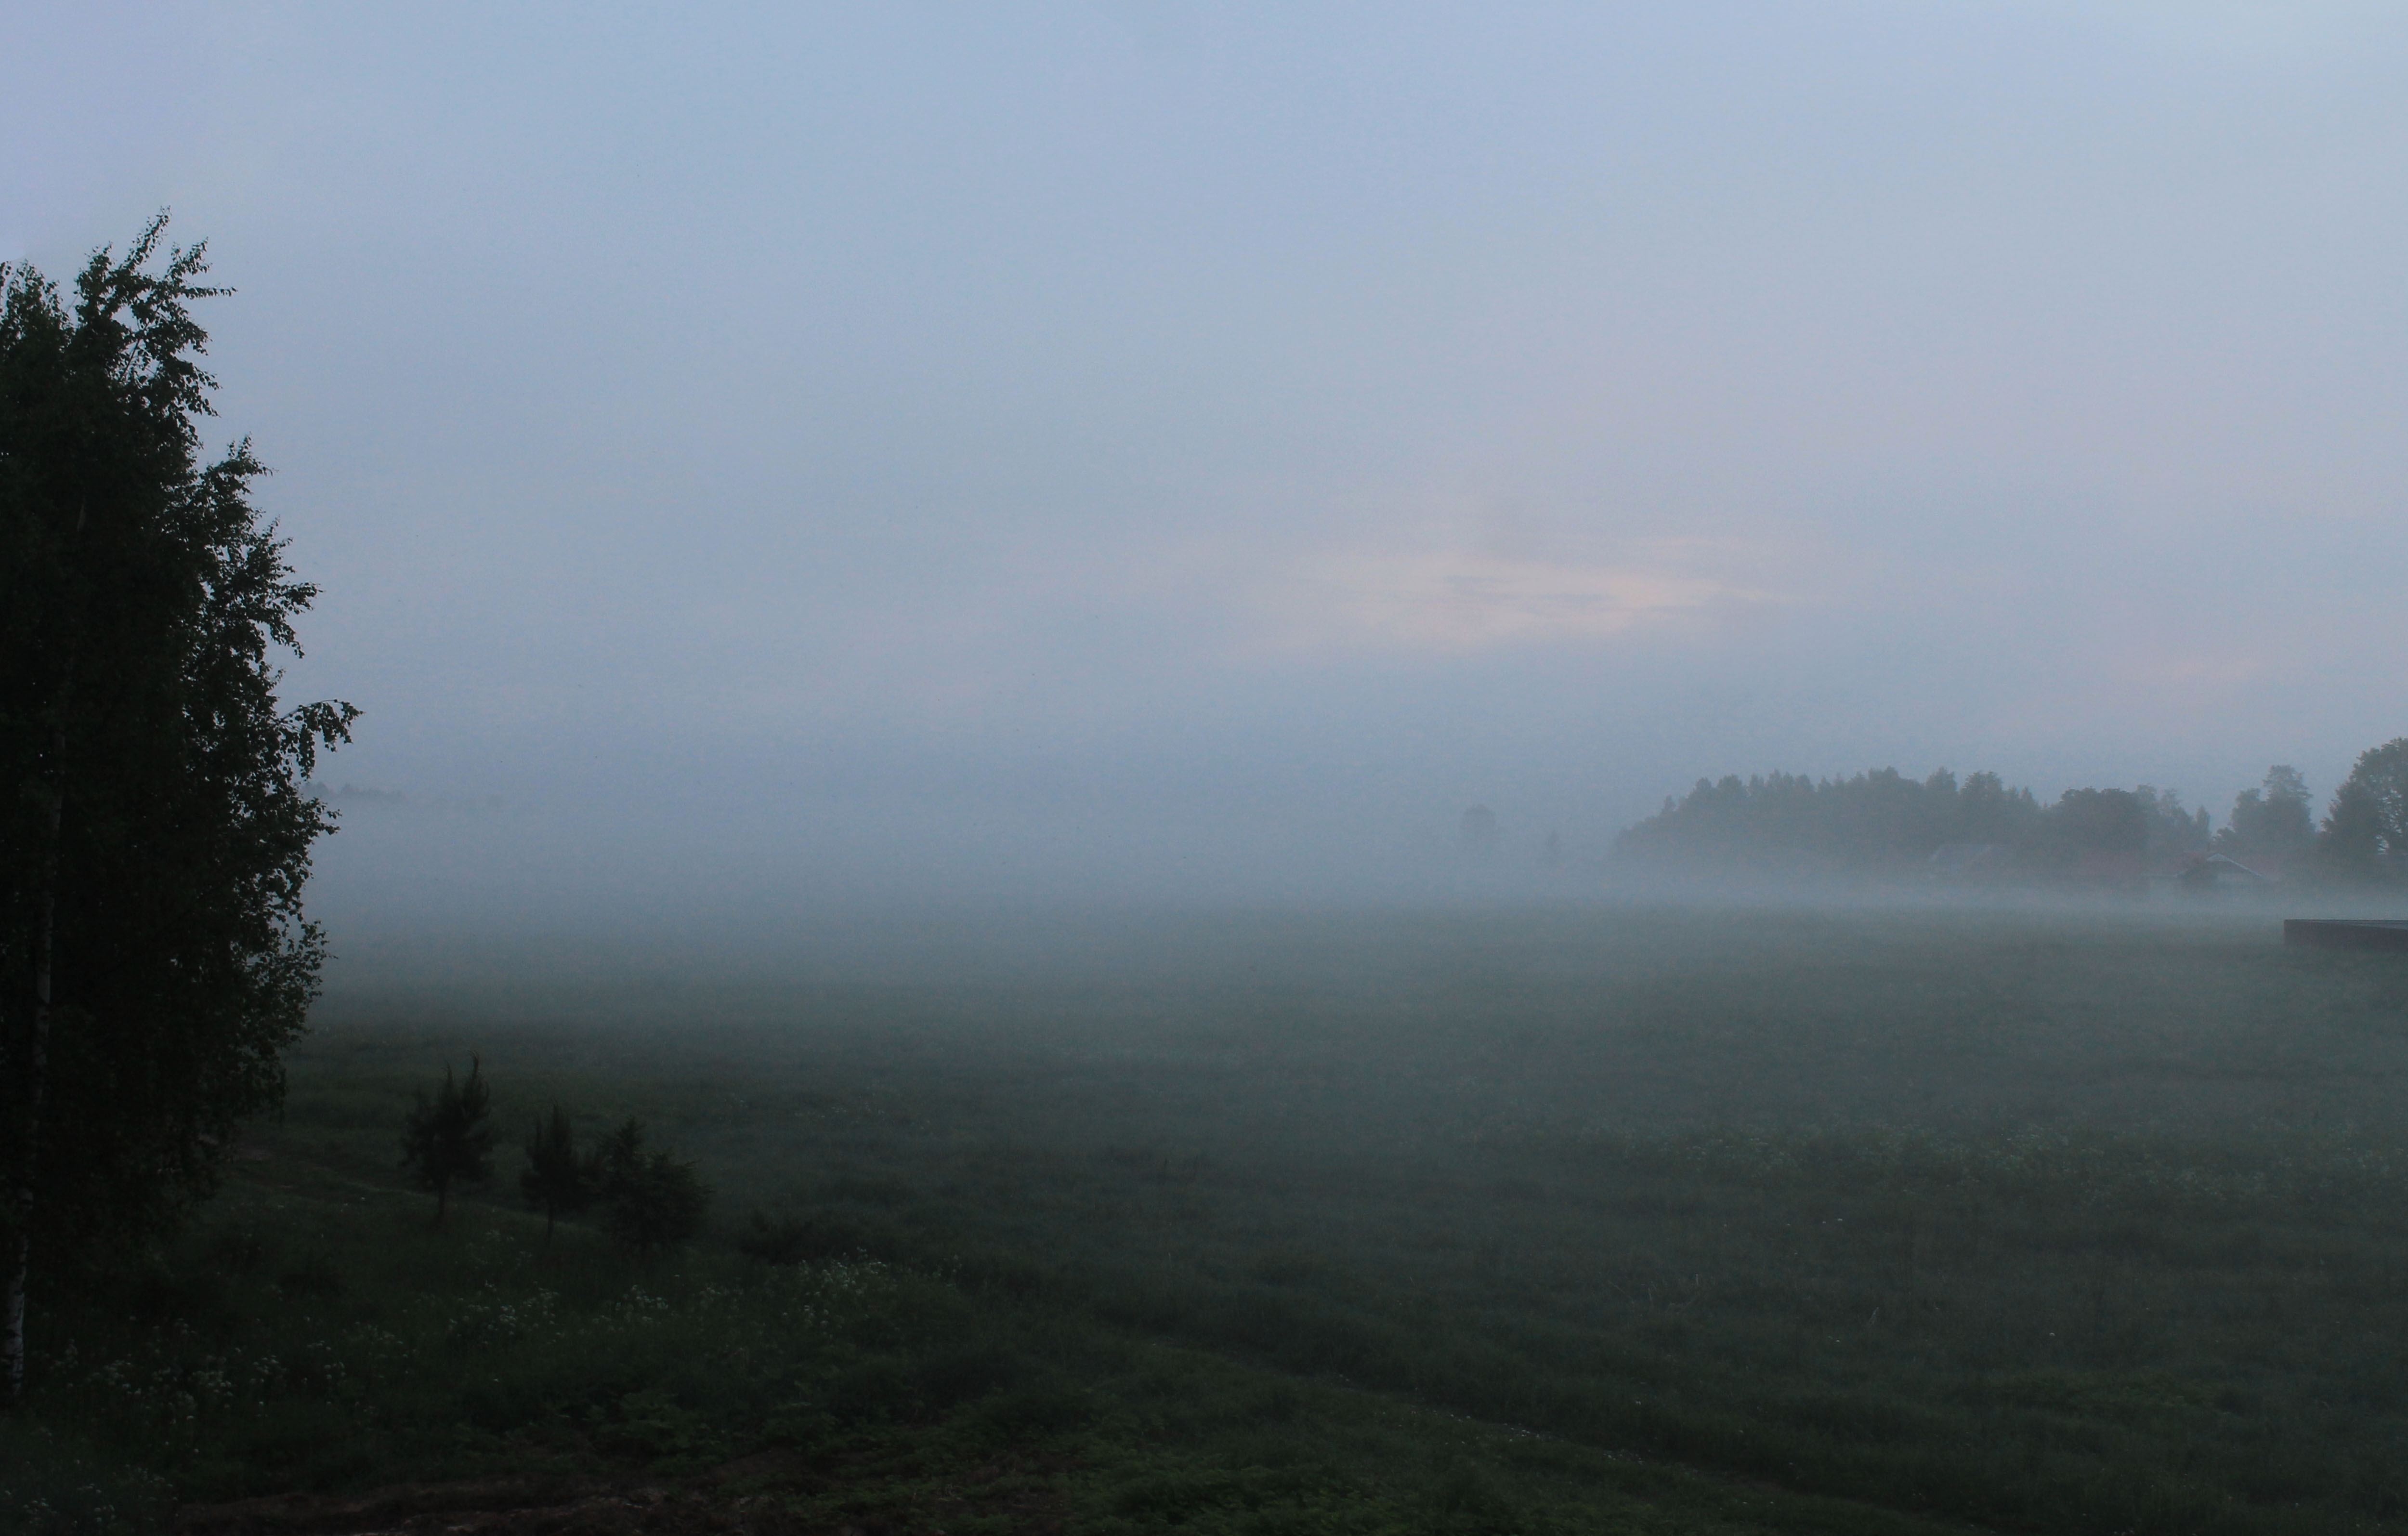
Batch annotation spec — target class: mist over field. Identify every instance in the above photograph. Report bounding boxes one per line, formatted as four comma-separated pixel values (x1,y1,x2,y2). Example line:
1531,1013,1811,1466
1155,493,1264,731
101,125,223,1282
17,3,2408,940
17,9,2408,1532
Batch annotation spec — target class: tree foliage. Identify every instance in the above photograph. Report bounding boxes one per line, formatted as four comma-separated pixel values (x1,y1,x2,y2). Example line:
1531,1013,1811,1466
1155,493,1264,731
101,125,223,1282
2319,740,2408,880
1612,767,2042,874
2030,788,2149,862
2133,787,2213,861
1613,769,2231,882
400,1059,494,1227
2219,766,2315,860
1,218,353,1396
592,1117,711,1256
519,1103,593,1244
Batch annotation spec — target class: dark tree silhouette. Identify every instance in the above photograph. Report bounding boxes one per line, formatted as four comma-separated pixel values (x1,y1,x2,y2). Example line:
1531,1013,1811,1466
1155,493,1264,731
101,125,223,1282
2030,789,2151,877
1,219,354,1400
520,1104,593,1245
1611,768,2240,884
593,1117,711,1256
2220,766,2315,860
1613,766,2042,874
2320,740,2408,880
400,1058,494,1227
2132,786,2211,861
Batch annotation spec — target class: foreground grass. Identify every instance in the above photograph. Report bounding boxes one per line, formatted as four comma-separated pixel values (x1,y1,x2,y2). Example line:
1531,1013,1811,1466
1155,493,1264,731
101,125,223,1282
11,900,2408,1533
5,1148,1955,1536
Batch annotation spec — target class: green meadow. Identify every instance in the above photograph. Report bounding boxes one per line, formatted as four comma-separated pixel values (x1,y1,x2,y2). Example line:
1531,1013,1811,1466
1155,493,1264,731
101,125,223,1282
9,902,2408,1534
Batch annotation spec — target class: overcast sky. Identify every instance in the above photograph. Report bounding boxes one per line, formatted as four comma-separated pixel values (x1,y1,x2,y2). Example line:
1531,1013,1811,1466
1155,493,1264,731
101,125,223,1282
9,2,2408,908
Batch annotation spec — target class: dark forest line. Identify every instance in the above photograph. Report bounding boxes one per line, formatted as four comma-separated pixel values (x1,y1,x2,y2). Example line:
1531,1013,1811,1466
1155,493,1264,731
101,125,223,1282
1613,736,2408,886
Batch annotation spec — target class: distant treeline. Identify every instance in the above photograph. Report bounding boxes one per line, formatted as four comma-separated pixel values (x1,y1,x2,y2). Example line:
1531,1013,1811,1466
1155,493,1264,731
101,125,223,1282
1614,743,2408,883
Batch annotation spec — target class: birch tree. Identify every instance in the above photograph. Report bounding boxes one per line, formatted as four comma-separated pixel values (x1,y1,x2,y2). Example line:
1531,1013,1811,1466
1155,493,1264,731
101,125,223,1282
0,218,354,1402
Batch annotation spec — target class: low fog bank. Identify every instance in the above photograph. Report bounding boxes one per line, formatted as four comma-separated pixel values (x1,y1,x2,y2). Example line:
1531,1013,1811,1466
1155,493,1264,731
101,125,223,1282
302,785,1581,933
307,781,2364,921
306,785,2325,1028
301,785,1563,1004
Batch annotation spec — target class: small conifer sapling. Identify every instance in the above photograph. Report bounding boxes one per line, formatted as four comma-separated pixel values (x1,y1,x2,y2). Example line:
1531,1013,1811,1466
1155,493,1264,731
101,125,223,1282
593,1117,711,1255
399,1058,494,1226
520,1104,593,1245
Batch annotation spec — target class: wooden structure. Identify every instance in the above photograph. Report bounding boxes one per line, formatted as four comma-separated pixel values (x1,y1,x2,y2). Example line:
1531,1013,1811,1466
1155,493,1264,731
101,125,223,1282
2180,854,2276,891
2283,919,2408,951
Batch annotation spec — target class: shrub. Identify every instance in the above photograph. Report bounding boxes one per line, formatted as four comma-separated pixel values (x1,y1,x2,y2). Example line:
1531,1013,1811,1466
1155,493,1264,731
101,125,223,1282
735,1211,817,1266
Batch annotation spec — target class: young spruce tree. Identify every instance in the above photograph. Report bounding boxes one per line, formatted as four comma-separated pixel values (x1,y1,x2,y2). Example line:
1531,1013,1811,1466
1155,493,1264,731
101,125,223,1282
593,1117,711,1256
400,1058,494,1227
520,1103,593,1245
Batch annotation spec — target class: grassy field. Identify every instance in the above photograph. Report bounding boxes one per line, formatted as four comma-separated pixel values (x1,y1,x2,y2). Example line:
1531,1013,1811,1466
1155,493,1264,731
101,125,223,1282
9,900,2408,1534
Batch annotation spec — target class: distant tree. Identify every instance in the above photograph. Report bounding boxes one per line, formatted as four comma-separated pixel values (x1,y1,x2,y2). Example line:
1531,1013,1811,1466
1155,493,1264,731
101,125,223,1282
2265,764,2312,816
400,1059,494,1226
2,219,355,1401
519,1104,592,1245
2133,787,2211,861
2219,766,2315,859
2030,788,2149,877
2319,740,2408,880
1950,771,2042,846
2319,782,2387,880
593,1117,710,1255
1612,765,2042,874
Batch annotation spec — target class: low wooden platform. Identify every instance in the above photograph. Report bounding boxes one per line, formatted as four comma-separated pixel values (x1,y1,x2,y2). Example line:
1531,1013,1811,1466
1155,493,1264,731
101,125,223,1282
2283,919,2408,951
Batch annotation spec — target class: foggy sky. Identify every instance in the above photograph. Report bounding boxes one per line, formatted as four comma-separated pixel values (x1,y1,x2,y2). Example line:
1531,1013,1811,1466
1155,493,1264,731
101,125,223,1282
10,3,2408,913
